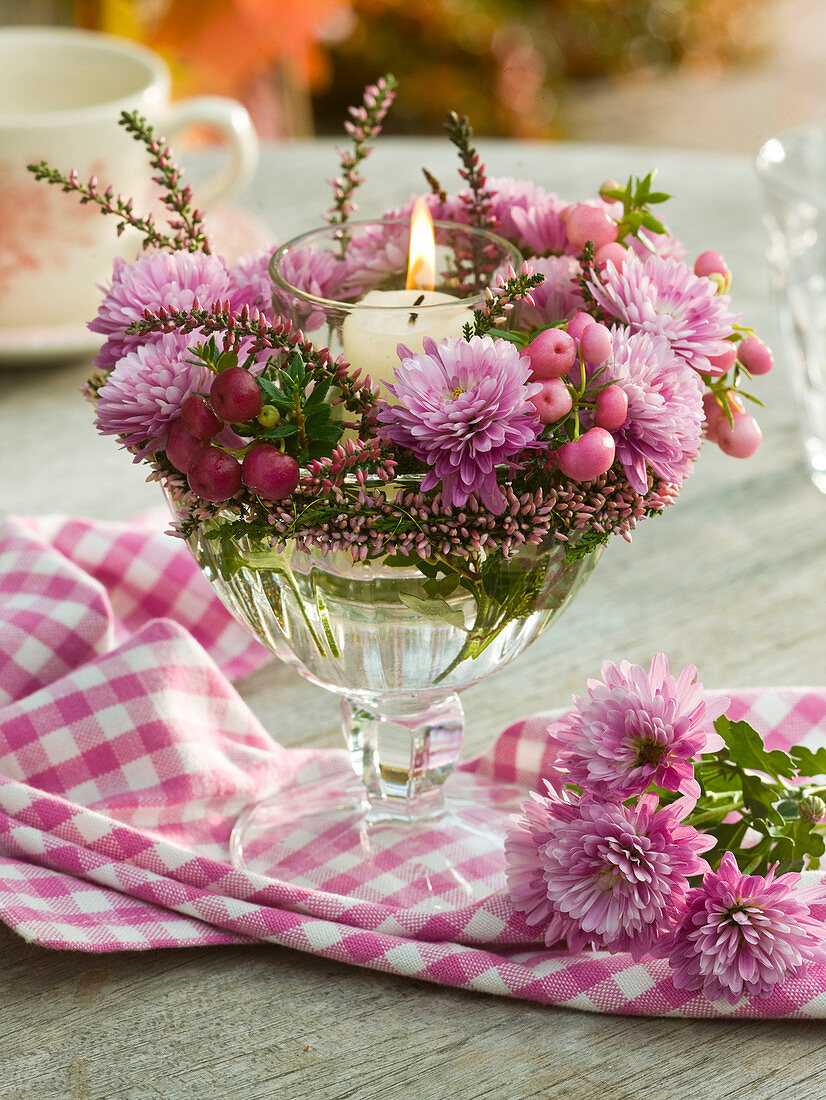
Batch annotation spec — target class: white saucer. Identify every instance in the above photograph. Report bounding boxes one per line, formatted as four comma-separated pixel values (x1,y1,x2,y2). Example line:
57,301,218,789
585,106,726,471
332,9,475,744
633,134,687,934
0,204,275,368
0,324,103,367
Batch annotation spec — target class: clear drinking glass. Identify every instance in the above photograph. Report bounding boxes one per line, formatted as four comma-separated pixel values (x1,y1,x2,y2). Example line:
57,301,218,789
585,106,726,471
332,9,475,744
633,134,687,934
757,124,826,494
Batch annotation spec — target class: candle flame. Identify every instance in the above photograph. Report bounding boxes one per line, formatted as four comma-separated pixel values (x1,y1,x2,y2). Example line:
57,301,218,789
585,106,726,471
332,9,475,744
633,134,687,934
406,197,436,291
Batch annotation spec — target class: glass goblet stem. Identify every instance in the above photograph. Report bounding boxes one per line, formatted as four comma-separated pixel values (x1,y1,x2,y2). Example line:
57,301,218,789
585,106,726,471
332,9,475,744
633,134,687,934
343,692,464,821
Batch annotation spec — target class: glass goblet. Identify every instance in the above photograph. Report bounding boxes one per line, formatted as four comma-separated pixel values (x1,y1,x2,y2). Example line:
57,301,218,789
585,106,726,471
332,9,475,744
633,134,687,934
183,498,601,914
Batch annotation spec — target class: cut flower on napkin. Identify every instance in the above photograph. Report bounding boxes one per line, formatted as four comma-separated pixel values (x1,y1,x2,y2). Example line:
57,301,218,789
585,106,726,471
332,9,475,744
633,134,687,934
504,655,826,1001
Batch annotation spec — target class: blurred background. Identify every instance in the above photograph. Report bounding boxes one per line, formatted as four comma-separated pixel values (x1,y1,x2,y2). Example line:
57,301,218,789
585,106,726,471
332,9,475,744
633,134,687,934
1,0,823,152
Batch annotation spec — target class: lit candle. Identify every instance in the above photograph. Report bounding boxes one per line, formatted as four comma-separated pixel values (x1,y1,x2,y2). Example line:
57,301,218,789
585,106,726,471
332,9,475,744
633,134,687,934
341,198,471,395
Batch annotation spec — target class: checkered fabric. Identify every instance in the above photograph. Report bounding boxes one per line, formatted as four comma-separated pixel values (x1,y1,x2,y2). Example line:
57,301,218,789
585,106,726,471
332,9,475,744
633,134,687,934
2,514,825,1019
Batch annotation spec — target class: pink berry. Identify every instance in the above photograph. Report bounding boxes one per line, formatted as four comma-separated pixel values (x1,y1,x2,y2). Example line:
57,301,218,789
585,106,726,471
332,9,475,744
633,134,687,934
694,251,728,279
526,328,577,379
705,343,738,377
556,427,616,481
702,392,724,442
209,367,262,423
579,322,613,366
565,204,618,252
181,393,222,441
716,411,762,458
166,418,204,474
187,445,243,502
594,384,628,430
242,444,300,500
529,378,573,424
566,312,595,341
598,179,620,202
737,336,774,375
594,242,627,270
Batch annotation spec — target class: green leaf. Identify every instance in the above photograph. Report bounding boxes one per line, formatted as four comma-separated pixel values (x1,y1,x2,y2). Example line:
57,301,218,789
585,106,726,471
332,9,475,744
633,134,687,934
715,716,796,782
215,350,238,373
790,744,826,779
741,772,784,826
397,592,466,630
775,799,801,819
640,211,667,235
423,573,460,599
259,423,298,439
645,191,672,204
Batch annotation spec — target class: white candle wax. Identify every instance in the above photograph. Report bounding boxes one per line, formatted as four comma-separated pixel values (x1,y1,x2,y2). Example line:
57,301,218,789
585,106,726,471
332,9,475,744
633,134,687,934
341,289,472,396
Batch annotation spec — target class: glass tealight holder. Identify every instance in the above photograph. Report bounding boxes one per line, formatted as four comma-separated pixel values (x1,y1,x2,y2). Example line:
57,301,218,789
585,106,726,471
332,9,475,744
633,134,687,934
269,219,523,396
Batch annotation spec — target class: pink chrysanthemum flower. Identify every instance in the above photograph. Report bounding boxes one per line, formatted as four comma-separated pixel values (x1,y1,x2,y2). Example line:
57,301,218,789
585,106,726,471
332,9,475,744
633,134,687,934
340,221,411,296
508,191,570,256
89,250,242,371
596,326,704,495
504,784,562,932
519,255,584,329
555,653,727,801
96,331,211,457
378,335,542,513
506,791,714,958
228,248,277,323
483,177,558,249
655,852,826,1003
626,229,687,263
589,251,739,375
272,244,351,330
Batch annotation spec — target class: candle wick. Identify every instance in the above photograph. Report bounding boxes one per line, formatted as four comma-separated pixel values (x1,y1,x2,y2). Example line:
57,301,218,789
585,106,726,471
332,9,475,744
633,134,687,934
408,293,426,324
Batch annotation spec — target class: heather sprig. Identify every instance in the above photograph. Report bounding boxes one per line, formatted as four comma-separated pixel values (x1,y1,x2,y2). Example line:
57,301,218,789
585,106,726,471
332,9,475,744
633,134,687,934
128,304,378,419
443,111,497,231
463,265,546,340
326,74,398,226
27,110,209,253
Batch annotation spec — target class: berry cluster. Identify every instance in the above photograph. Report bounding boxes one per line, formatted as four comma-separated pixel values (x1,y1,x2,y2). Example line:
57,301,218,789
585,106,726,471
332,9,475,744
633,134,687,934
523,316,625,482
167,367,300,504
690,250,772,459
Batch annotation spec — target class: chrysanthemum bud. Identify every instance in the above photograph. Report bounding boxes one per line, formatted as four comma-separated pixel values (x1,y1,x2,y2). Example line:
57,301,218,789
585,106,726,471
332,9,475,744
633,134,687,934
800,795,826,823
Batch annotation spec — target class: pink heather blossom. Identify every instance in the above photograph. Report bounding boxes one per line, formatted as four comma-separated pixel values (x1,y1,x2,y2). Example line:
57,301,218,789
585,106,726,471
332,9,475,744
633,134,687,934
555,653,727,801
96,331,211,457
589,251,740,375
519,255,585,329
378,335,542,513
506,791,714,958
596,326,705,494
89,250,245,371
655,852,826,1003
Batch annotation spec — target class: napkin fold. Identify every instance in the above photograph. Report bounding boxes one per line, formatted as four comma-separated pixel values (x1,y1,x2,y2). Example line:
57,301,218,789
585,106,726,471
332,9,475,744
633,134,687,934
2,513,825,1019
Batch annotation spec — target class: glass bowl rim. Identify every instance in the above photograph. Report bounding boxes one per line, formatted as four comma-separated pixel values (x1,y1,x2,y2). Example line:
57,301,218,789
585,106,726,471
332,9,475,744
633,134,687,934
268,217,524,311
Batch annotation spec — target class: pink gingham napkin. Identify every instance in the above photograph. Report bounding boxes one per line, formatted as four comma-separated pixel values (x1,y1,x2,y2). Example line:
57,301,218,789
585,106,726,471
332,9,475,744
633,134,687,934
2,513,826,1019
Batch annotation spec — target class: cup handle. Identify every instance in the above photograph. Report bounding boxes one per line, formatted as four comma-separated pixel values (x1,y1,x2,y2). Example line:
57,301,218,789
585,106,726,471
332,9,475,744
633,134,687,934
163,96,259,207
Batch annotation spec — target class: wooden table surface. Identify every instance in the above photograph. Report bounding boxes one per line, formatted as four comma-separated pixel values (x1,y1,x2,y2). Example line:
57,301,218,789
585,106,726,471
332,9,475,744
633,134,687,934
2,139,825,1099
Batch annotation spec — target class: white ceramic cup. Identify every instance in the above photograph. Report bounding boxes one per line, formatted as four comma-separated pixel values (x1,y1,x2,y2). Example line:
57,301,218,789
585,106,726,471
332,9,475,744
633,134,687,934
0,26,259,329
